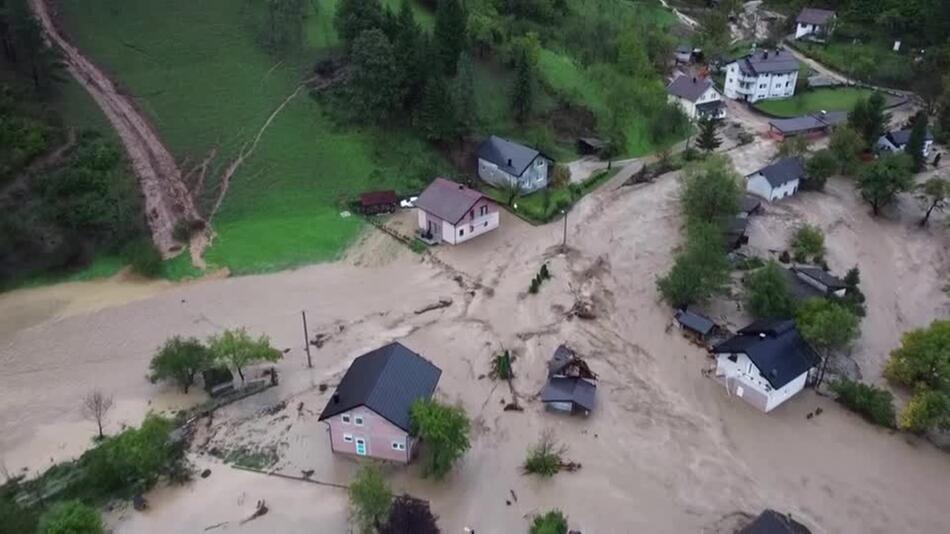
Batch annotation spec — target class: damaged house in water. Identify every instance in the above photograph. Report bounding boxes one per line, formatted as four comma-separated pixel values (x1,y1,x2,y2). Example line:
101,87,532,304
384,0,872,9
541,345,597,416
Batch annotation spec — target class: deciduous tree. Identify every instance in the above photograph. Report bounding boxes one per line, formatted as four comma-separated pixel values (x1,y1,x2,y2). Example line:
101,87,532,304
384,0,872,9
790,224,824,263
828,126,864,175
884,320,950,391
148,336,213,393
207,328,282,382
679,156,741,225
380,495,440,534
796,298,861,386
857,153,914,215
348,465,392,534
657,222,730,308
804,149,836,190
916,176,948,226
745,260,795,319
81,389,114,440
410,399,471,479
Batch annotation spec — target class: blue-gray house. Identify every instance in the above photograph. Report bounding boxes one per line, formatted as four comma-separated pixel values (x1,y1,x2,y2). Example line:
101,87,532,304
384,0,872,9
476,135,551,193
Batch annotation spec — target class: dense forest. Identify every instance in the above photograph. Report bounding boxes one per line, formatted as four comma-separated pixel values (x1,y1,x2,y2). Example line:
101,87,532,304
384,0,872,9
0,0,152,286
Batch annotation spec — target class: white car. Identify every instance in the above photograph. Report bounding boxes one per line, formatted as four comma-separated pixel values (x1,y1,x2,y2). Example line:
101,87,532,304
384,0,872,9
400,196,418,209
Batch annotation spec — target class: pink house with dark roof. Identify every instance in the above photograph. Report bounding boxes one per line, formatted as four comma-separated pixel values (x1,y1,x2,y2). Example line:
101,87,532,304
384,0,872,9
415,177,499,245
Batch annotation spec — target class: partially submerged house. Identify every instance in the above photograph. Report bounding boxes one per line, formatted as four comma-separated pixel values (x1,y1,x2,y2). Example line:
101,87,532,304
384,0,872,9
477,135,551,194
318,342,442,463
794,8,836,41
415,177,499,245
876,128,934,157
724,49,799,103
541,345,597,415
666,75,726,121
712,320,820,412
767,111,846,140
791,266,847,298
740,509,812,534
673,309,716,342
746,158,806,202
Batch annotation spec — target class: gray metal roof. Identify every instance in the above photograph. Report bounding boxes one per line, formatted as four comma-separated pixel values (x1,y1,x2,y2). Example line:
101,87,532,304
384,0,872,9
414,177,489,225
741,195,762,215
318,342,441,432
750,158,805,187
885,128,934,146
769,111,846,134
796,8,835,26
740,509,812,534
782,268,826,301
541,377,597,412
477,135,544,177
666,75,714,102
674,309,715,335
792,266,847,290
735,49,799,76
548,344,576,376
714,320,820,389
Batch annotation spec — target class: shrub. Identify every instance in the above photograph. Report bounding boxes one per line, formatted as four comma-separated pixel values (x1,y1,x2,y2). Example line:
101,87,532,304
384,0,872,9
745,260,794,319
123,238,163,278
530,509,569,534
348,465,392,534
830,379,896,428
491,350,514,380
410,399,471,479
790,224,825,263
380,494,439,534
899,390,950,434
804,149,836,191
38,501,103,534
523,431,565,477
550,164,571,188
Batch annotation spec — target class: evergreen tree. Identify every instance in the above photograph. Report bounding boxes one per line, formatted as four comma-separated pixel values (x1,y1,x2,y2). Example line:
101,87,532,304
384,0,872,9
906,111,929,171
392,0,428,109
510,50,534,124
346,29,404,123
451,51,476,133
334,0,384,51
414,76,458,142
695,115,721,153
863,93,890,146
433,0,467,76
263,0,305,55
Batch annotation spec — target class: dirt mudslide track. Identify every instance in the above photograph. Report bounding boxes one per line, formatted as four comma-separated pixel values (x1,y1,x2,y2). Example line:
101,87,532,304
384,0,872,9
29,0,201,258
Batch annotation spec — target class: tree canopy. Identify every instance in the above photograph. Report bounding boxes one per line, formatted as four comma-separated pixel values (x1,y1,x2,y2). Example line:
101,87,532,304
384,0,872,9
679,156,742,225
695,115,722,153
348,464,392,534
38,501,103,534
804,149,837,190
916,176,948,226
410,399,471,479
149,336,213,393
884,320,950,433
828,126,864,176
207,328,282,382
745,261,795,320
790,224,825,263
905,111,929,171
530,509,569,534
857,153,914,215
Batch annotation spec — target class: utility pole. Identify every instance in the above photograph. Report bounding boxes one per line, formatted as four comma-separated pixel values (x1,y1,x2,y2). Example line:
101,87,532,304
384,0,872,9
561,209,568,250
301,310,312,369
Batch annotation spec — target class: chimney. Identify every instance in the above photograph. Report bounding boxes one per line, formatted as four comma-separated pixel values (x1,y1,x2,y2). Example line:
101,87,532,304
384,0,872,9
507,158,512,167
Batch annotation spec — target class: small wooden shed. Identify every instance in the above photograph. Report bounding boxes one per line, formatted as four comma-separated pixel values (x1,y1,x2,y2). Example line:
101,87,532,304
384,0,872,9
359,190,399,215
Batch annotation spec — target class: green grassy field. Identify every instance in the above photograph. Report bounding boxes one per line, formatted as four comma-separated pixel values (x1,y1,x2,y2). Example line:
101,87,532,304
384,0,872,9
58,0,453,275
792,40,913,90
754,87,877,117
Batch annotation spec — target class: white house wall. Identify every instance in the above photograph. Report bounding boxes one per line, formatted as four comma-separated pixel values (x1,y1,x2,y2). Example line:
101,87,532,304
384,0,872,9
715,352,809,412
669,87,724,121
746,174,799,202
724,63,798,103
478,157,549,193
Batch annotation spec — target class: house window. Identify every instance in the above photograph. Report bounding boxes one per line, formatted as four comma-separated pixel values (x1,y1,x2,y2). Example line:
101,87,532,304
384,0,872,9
479,205,488,216
391,441,406,451
728,354,738,363
536,159,544,167
343,434,353,443
354,416,364,426
459,228,465,236
341,414,351,424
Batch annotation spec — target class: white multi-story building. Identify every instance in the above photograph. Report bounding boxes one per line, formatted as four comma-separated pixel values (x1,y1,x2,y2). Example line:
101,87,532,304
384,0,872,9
724,49,800,103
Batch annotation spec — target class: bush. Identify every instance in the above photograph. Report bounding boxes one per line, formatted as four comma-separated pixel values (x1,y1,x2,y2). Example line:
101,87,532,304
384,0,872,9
123,238,163,278
81,414,186,498
830,379,896,428
149,336,214,393
410,399,471,479
38,501,103,534
348,465,392,534
899,390,950,434
530,510,569,534
790,224,825,263
804,149,837,191
523,431,565,477
745,260,795,319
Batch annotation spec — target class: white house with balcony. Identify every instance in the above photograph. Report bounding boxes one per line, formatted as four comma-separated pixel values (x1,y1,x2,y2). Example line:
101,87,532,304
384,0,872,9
666,75,726,121
724,49,799,103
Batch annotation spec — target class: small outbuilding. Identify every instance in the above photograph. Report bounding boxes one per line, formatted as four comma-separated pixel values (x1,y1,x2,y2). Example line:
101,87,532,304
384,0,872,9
746,157,806,202
740,509,812,534
794,8,836,42
791,266,848,298
876,128,934,158
767,111,846,140
673,309,716,341
542,345,597,416
358,190,399,215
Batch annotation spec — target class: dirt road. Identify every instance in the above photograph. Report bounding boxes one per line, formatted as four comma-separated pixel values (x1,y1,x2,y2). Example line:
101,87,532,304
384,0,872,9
28,0,200,257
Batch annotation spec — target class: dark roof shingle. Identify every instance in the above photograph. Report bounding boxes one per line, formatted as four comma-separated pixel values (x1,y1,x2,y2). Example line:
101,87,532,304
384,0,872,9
885,128,934,146
796,8,835,26
750,158,805,188
414,177,489,224
735,49,799,76
792,266,847,290
541,377,597,412
674,309,715,335
714,320,819,389
318,342,441,432
477,136,544,177
740,509,812,534
667,75,715,102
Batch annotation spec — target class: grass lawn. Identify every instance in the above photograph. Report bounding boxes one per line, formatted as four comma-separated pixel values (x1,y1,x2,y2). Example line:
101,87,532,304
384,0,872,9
792,40,913,89
483,167,620,224
58,0,453,276
754,87,877,117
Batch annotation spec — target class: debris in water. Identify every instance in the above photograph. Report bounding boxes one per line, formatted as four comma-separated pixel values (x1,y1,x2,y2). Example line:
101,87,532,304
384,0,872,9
200,469,212,478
